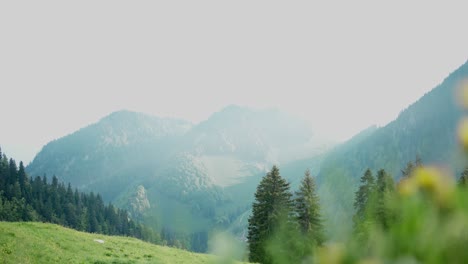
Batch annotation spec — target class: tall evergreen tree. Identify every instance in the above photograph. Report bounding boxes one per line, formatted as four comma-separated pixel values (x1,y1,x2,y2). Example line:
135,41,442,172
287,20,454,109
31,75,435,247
375,169,395,230
352,169,379,243
294,169,324,246
8,159,18,184
6,159,18,199
18,162,27,188
0,154,8,194
353,169,376,224
247,165,293,264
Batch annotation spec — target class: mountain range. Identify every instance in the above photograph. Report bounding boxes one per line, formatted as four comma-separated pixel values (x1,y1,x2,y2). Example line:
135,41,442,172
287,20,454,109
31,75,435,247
26,105,330,249
26,59,468,248
316,59,468,237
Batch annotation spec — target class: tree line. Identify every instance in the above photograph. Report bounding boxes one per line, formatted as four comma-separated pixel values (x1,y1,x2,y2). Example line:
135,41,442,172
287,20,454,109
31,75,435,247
247,166,324,264
0,148,160,244
248,156,468,263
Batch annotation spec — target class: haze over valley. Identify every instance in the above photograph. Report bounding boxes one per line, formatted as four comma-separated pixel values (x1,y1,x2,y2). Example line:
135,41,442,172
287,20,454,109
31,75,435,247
18,60,467,241
2,1,468,263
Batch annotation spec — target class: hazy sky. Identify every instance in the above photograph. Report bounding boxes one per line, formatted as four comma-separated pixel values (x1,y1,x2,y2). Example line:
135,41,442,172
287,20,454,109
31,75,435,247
1,1,467,164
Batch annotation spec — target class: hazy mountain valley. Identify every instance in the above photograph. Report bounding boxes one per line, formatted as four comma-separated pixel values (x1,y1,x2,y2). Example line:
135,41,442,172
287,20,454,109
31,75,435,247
3,1,468,262
2,57,468,263
25,105,331,250
8,59,465,255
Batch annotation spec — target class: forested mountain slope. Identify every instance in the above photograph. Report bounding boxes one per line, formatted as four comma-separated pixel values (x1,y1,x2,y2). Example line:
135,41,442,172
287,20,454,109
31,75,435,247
318,60,468,238
26,106,328,251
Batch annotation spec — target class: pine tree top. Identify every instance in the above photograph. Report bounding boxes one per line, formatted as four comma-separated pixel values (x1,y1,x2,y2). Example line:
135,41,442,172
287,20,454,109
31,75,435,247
361,169,375,184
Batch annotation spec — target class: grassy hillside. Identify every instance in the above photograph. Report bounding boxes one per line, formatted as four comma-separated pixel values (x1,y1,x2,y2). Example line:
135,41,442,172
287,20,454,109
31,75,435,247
0,222,240,264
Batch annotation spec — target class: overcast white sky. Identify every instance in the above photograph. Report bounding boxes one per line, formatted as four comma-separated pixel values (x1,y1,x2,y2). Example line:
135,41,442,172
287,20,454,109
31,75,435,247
1,1,467,164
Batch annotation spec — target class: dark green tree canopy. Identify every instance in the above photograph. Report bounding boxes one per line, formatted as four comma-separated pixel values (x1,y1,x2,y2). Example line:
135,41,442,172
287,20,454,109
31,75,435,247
0,149,160,245
375,169,395,230
294,169,324,245
353,169,376,223
247,165,293,264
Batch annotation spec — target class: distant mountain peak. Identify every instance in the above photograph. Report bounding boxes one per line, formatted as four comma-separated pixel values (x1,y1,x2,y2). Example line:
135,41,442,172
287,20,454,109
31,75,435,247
101,109,162,122
220,104,246,112
211,105,253,118
217,104,281,114
101,109,192,124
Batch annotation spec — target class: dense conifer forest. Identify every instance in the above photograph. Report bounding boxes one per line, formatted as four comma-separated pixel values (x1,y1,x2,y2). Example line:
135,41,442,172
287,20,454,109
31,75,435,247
0,147,160,244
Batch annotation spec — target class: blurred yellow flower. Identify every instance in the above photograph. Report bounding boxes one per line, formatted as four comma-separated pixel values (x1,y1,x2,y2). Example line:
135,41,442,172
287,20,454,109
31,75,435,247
398,177,417,197
411,167,455,206
414,167,440,191
458,117,468,148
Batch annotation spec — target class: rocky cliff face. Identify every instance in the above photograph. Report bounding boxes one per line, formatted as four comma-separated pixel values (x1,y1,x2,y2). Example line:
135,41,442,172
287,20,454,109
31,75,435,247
128,185,151,218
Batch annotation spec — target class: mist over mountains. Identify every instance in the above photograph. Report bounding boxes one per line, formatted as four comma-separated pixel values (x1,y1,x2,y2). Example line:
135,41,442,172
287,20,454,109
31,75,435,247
22,59,468,250
28,105,326,194
26,105,330,248
316,59,468,237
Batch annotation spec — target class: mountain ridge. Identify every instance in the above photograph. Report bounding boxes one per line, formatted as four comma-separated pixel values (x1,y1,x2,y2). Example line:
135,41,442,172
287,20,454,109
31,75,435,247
316,59,468,238
26,105,328,250
26,58,468,247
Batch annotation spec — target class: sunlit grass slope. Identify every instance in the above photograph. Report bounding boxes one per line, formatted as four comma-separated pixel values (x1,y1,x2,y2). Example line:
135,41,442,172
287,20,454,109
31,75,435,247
0,222,221,264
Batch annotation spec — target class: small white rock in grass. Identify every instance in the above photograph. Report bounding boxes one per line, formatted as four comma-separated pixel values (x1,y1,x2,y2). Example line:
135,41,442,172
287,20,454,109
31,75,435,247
94,239,105,244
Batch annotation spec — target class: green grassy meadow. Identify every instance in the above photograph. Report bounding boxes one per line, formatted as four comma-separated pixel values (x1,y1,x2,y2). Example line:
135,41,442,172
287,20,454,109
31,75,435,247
0,222,241,264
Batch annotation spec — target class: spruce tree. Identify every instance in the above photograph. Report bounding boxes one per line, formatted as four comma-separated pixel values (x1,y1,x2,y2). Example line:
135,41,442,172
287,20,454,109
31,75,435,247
375,169,395,229
294,169,324,246
0,155,8,195
353,169,379,243
353,169,376,224
18,162,27,188
247,165,293,264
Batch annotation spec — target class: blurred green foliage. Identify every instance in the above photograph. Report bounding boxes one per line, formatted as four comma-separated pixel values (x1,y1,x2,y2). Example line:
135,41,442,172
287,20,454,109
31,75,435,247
251,166,468,264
